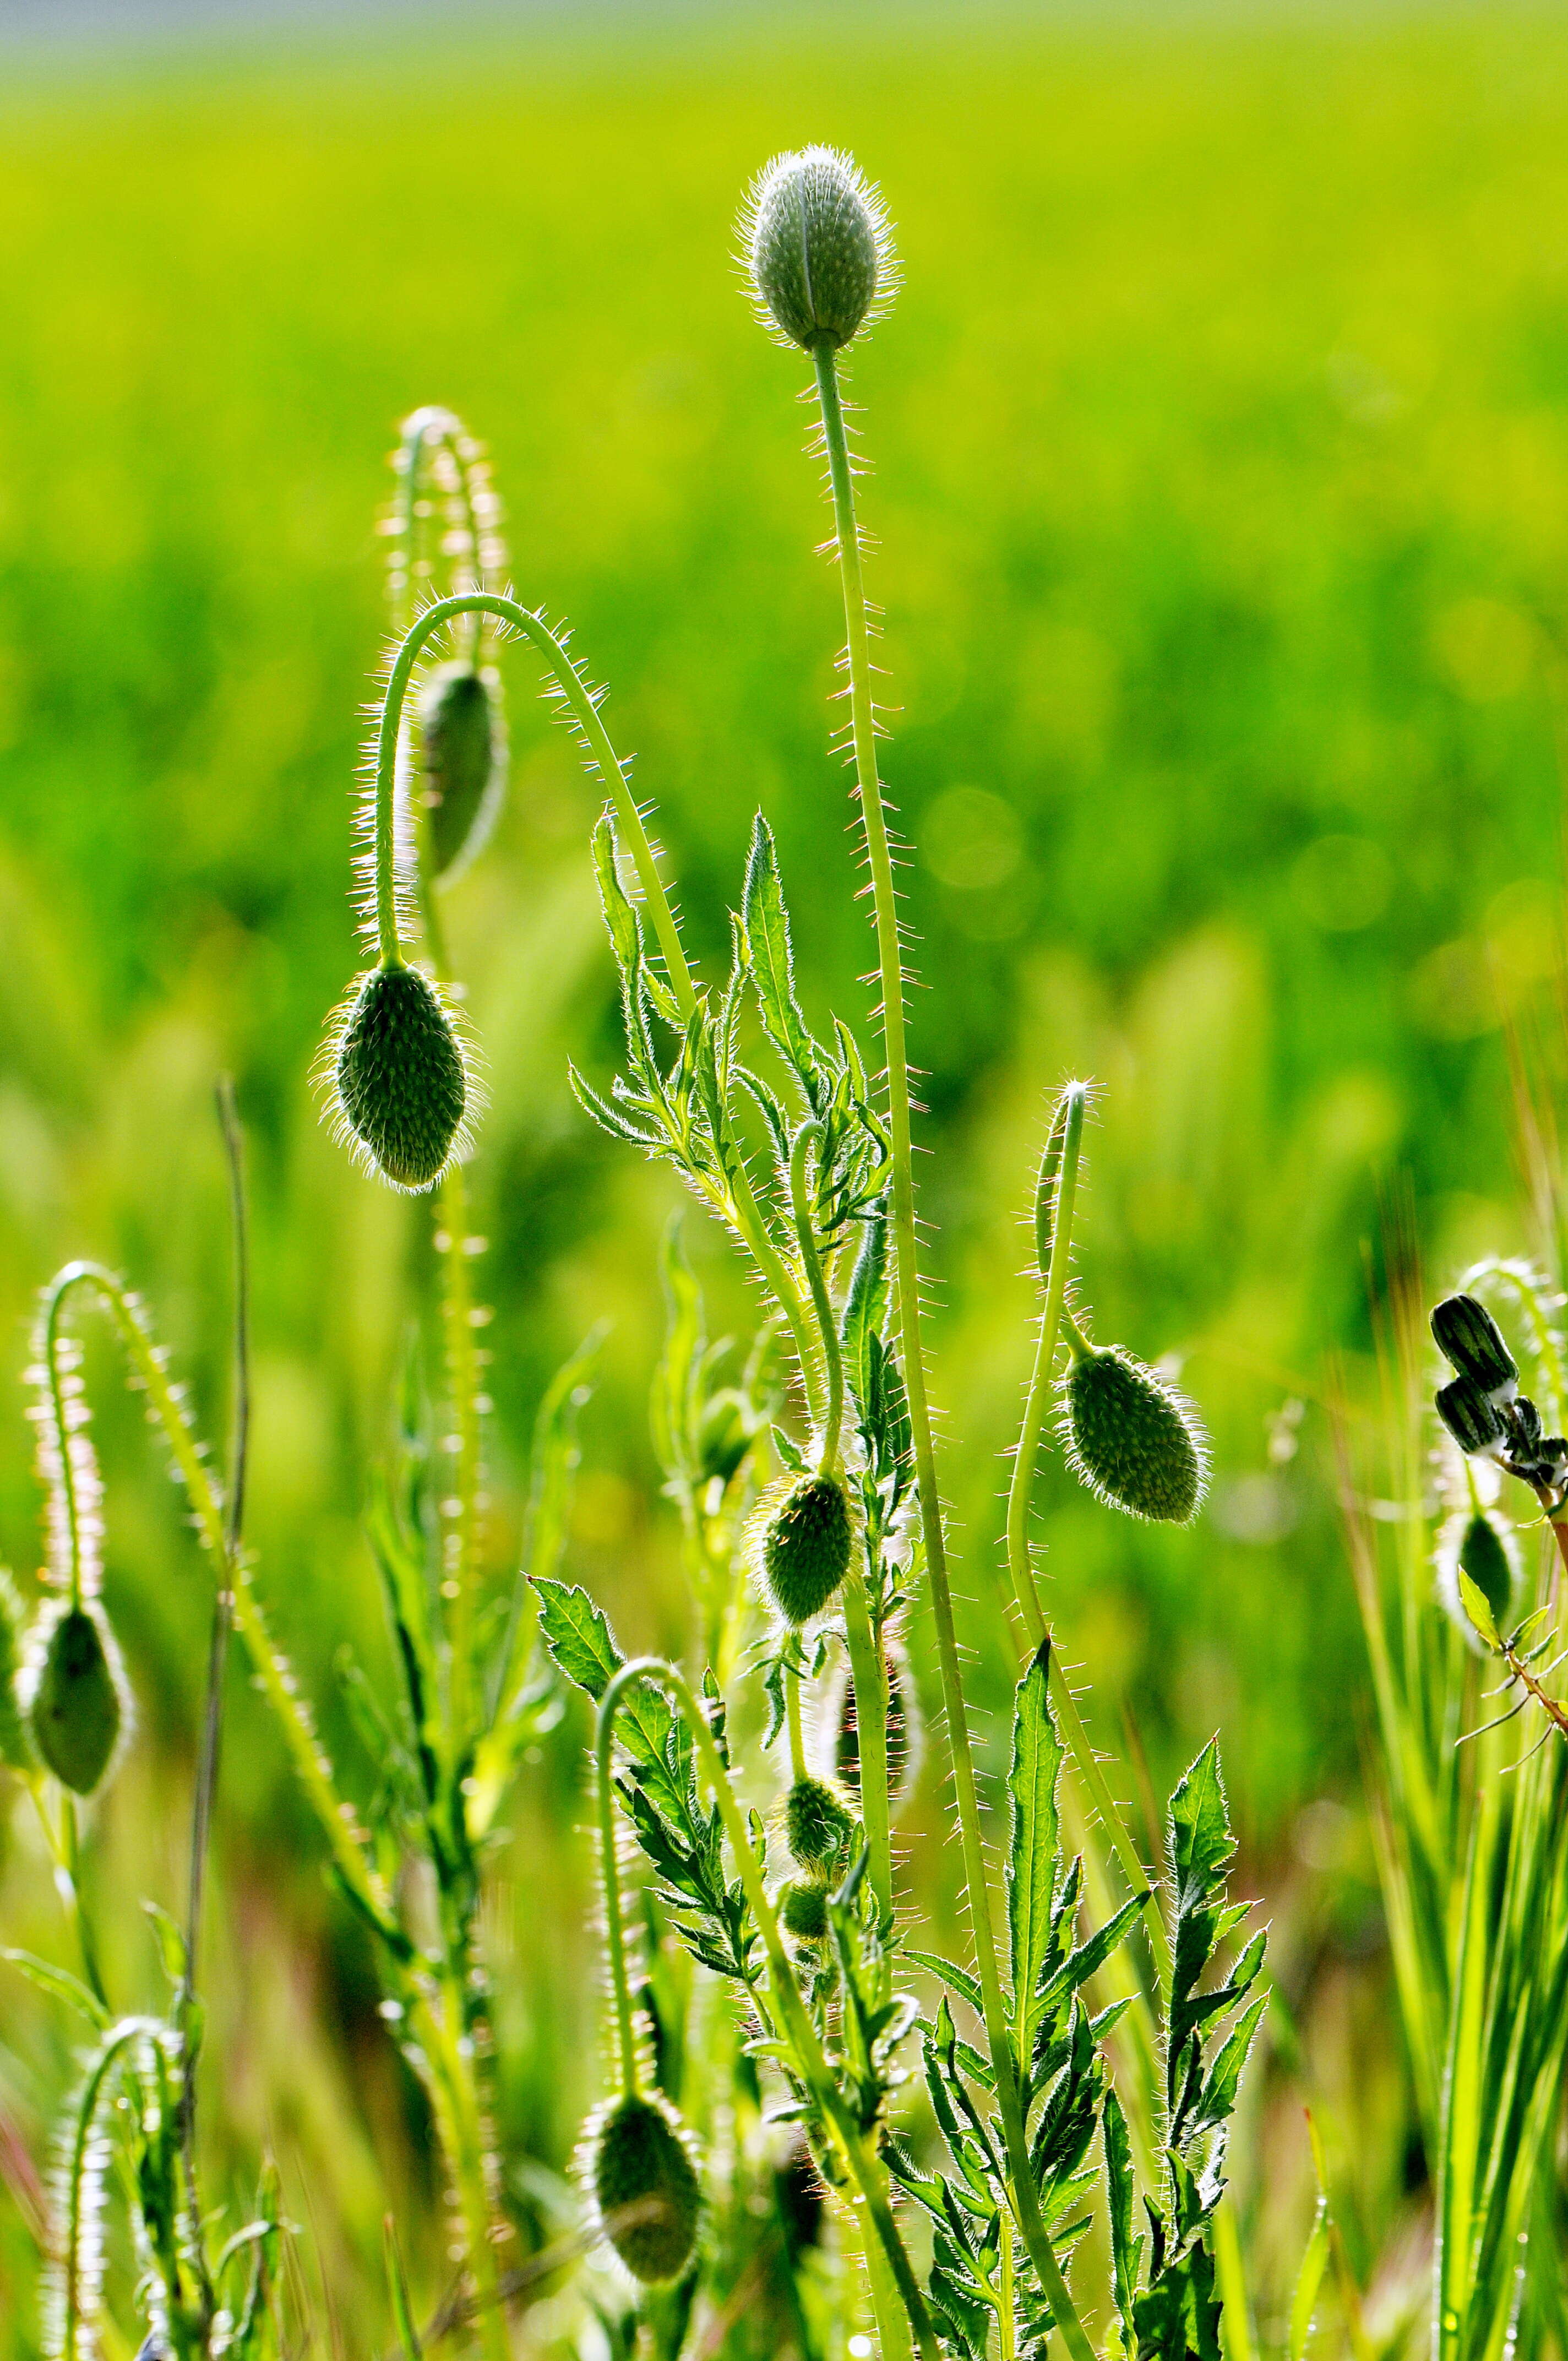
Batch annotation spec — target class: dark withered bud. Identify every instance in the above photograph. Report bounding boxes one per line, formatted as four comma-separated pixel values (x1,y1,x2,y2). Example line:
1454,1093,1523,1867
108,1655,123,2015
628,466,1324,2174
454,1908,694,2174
1435,1375,1506,1457
1431,1295,1517,1400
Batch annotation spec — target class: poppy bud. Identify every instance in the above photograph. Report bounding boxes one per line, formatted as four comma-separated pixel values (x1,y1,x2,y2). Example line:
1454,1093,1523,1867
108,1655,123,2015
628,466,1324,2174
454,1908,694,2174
420,663,506,881
758,1474,852,1624
784,1775,853,1872
591,2093,701,2284
24,1598,126,1795
1059,1347,1207,1525
779,1880,831,1944
331,963,468,1193
744,148,895,353
1431,1294,1517,1401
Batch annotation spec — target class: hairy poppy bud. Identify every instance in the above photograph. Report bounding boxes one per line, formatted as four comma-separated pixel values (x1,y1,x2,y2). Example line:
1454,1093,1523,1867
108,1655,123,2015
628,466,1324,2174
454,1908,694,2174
420,663,506,880
1060,1347,1207,1525
591,2093,701,2284
24,1598,126,1794
744,147,895,353
1435,1375,1506,1457
1431,1294,1517,1400
758,1474,852,1623
779,1879,831,1943
331,963,467,1192
785,1775,853,1871
0,1571,32,1772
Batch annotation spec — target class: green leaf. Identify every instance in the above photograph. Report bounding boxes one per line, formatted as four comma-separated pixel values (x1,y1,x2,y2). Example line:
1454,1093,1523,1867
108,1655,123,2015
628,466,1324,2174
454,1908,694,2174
651,1218,703,1486
591,813,643,992
532,1575,619,1701
1288,2206,1329,2361
1457,1566,1502,1652
1103,2085,1142,2334
1033,1085,1077,1281
1,1947,111,2032
1009,1638,1064,2059
841,1199,890,1413
741,813,821,1097
905,1946,986,2022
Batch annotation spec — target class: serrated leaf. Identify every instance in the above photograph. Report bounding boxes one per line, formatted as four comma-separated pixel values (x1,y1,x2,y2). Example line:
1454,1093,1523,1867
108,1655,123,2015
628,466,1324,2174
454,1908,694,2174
742,814,821,1097
532,1575,620,1701
841,1200,890,1413
1009,1639,1063,2061
1457,1567,1502,1651
1103,2085,1143,2333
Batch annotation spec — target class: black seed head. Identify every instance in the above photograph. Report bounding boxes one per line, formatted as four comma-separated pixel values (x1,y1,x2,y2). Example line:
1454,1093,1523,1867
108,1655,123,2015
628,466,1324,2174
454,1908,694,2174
1060,1348,1207,1525
759,1473,852,1623
1431,1294,1517,1398
591,2093,701,2284
784,1775,853,1871
420,663,506,880
26,1600,125,1795
331,963,467,1192
744,148,895,353
1435,1374,1506,1457
779,1880,831,1943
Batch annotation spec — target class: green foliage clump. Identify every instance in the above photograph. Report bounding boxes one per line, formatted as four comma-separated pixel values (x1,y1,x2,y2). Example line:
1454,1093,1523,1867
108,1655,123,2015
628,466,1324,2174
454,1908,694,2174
591,2093,702,2284
331,962,467,1192
1060,1345,1207,1524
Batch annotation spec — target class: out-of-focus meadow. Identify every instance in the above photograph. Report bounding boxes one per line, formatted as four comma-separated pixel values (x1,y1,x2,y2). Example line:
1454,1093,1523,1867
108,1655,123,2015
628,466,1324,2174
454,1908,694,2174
2,3,1567,2341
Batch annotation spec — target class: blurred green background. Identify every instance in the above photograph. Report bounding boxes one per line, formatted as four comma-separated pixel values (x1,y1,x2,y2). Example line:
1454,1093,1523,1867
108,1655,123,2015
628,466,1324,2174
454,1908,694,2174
2,2,1566,2341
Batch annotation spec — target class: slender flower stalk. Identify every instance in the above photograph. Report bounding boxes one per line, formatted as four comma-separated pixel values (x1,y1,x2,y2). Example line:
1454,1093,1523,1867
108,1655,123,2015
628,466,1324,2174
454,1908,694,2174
810,336,1096,2361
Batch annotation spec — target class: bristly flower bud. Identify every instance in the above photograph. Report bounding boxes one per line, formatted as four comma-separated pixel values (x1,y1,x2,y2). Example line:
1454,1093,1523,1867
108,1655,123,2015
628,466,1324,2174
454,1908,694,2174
1431,1294,1517,1401
329,962,469,1193
1435,1374,1506,1457
23,1597,127,1795
0,1571,34,1772
1059,1347,1207,1525
743,147,896,353
757,1473,853,1623
420,662,507,882
784,1774,854,1871
779,1879,831,1943
590,2093,701,2284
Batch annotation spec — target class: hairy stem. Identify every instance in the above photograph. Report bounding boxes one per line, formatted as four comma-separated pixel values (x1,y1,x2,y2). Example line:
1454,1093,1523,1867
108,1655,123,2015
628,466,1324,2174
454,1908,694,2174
603,1656,940,2361
595,1677,644,2096
841,1567,893,1927
813,345,1095,2361
788,1123,843,1470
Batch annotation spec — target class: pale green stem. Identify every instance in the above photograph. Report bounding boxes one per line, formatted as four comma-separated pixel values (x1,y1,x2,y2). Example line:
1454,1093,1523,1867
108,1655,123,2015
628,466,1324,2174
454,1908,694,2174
368,593,821,1402
1003,1089,1173,1993
842,1566,894,1928
813,345,1097,2361
786,1660,808,1786
595,1674,644,2097
602,1656,941,2361
438,1160,484,1748
788,1122,843,1470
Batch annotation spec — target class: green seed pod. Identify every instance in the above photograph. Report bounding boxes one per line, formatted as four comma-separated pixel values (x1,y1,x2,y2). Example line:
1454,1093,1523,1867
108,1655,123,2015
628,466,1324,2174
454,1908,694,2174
1060,1347,1207,1525
0,1570,34,1772
591,2093,701,2284
1435,1375,1506,1458
779,1879,830,1944
1458,1510,1515,1631
784,1775,853,1871
744,147,895,353
1431,1293,1517,1400
420,663,507,881
759,1473,852,1624
25,1598,126,1795
331,962,467,1192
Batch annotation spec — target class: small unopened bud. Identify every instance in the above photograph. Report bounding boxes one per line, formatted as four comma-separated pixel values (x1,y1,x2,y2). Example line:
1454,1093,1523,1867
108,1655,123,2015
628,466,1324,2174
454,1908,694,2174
758,1473,852,1624
1435,1375,1506,1457
784,1775,853,1872
744,148,895,353
331,963,468,1192
1060,1347,1207,1525
779,1879,831,1944
590,2093,701,2284
420,663,506,881
1431,1295,1517,1400
24,1598,126,1795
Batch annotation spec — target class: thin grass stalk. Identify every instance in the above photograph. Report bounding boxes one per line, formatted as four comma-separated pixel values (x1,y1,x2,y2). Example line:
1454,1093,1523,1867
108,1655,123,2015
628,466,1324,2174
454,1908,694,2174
809,344,1094,2361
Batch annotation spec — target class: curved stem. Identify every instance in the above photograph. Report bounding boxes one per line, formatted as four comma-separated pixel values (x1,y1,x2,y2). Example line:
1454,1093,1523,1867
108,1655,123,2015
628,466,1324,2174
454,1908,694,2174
371,593,819,1391
596,1669,645,2096
601,1655,940,2361
812,347,1096,2361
